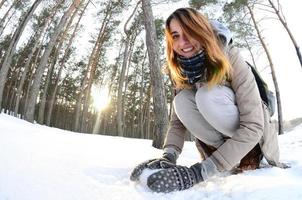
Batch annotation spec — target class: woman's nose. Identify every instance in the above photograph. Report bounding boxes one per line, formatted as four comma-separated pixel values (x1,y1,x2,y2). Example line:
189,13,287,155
179,35,189,45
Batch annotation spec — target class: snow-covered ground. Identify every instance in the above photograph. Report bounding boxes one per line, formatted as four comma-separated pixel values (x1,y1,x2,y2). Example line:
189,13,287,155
0,113,302,200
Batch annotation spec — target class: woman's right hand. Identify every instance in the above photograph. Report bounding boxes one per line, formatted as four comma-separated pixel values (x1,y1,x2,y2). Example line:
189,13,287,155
130,153,176,181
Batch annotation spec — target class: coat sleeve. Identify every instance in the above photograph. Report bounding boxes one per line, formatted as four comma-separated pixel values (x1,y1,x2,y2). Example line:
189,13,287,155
209,46,264,171
163,102,187,153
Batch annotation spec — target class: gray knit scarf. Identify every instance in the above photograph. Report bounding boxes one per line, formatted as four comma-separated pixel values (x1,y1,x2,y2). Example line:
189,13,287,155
177,50,207,85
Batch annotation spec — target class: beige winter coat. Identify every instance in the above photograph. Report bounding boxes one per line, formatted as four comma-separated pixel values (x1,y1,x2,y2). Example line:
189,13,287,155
164,46,280,171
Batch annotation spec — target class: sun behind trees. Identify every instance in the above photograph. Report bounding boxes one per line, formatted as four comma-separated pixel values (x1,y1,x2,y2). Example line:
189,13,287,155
0,0,300,147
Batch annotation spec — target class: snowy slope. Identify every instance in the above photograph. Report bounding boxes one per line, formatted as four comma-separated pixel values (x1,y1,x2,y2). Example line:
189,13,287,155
0,113,302,200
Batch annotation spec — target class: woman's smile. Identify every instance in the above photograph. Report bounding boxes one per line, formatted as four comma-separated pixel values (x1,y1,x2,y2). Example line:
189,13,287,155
169,19,201,58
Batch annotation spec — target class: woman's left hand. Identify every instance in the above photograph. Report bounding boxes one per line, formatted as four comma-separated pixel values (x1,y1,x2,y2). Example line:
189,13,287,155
147,163,204,193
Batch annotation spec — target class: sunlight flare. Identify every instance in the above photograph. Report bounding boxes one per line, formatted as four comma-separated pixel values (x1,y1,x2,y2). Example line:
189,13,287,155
91,84,110,111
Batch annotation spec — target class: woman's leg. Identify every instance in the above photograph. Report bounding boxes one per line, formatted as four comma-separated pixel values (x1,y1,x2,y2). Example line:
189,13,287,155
173,89,224,148
175,87,261,171
195,85,239,138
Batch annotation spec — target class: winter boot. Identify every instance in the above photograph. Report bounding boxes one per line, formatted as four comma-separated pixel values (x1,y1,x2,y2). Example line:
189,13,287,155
236,143,263,173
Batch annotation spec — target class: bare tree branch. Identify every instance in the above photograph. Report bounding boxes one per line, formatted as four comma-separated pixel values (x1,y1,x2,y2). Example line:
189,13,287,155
124,0,141,34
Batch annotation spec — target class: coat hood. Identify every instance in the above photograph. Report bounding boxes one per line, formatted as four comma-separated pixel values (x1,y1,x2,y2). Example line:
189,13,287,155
210,20,233,47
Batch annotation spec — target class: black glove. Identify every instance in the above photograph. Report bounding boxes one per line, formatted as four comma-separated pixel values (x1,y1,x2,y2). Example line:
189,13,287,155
130,153,176,181
147,163,203,193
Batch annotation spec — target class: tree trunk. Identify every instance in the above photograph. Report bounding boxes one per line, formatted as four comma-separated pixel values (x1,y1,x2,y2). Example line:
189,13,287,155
74,88,85,132
81,4,112,133
142,84,151,139
3,80,12,111
146,85,152,139
55,98,63,128
117,38,130,137
139,69,144,138
24,0,81,122
37,48,58,124
0,0,18,36
46,0,89,126
139,51,147,138
74,54,94,132
0,8,17,37
74,36,97,132
0,0,42,109
247,4,284,135
39,4,80,124
14,4,58,116
8,66,21,111
101,43,124,135
92,111,102,134
22,71,33,118
142,0,169,148
4,66,18,111
0,0,7,9
121,37,136,135
22,40,44,118
116,1,140,137
267,0,302,68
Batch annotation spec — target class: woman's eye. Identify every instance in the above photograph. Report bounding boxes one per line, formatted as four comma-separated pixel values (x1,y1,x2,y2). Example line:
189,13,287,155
172,35,179,40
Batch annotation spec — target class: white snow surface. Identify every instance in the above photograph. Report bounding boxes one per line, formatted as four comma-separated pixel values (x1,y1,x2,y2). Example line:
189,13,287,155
1,113,302,200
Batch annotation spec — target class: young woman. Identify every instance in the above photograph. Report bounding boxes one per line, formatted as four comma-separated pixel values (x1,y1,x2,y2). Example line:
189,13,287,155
130,7,282,193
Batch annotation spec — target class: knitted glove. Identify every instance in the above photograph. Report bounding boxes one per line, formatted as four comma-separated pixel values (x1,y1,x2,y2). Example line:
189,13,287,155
147,163,203,193
130,153,176,181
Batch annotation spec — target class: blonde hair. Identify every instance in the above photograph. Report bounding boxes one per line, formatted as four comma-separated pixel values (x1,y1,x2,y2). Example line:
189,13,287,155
165,8,231,89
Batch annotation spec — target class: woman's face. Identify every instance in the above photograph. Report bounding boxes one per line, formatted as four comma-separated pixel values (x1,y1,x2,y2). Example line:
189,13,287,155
169,19,201,58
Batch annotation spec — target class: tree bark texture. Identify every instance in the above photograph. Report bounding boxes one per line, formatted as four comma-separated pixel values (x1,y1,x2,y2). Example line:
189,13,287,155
142,0,169,148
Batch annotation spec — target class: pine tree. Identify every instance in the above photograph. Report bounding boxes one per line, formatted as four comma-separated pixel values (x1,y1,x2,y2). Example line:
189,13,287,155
142,0,169,148
0,0,43,109
24,0,81,122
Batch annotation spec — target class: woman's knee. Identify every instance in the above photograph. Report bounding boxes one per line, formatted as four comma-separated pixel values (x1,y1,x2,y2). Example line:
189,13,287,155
173,89,196,120
195,86,236,114
195,86,239,136
173,89,195,108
